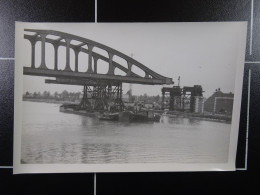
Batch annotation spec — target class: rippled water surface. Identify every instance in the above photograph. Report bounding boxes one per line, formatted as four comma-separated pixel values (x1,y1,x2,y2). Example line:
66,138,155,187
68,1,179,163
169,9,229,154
21,101,231,164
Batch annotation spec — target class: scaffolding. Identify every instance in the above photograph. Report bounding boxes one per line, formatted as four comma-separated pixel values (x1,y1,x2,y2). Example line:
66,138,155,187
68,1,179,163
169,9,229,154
78,80,124,112
162,85,203,113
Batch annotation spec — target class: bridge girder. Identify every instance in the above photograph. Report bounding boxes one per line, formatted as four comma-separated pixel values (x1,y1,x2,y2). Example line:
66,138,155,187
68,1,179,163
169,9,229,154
24,67,171,85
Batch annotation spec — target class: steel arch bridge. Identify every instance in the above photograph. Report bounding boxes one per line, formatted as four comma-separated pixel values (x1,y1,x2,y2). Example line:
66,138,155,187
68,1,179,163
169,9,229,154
23,29,173,111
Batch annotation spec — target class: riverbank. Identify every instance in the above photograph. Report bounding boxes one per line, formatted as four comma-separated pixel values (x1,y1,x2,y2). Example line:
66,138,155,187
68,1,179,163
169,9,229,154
60,107,231,123
162,110,231,123
23,98,231,123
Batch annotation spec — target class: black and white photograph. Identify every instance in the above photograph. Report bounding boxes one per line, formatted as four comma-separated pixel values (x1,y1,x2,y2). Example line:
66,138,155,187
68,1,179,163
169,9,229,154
14,22,247,173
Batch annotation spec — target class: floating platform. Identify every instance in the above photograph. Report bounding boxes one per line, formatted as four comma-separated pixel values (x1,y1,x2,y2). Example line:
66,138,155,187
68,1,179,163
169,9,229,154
99,112,119,121
119,110,161,122
59,104,161,122
59,104,99,117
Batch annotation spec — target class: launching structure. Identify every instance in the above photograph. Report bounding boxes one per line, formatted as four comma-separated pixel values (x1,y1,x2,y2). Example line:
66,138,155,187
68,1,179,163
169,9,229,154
162,85,204,113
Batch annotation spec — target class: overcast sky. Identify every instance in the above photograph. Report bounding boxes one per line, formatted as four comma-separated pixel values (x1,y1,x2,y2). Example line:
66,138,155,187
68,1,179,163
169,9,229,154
16,22,246,98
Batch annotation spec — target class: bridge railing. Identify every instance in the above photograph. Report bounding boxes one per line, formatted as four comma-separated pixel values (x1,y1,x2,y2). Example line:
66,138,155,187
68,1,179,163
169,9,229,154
24,29,173,84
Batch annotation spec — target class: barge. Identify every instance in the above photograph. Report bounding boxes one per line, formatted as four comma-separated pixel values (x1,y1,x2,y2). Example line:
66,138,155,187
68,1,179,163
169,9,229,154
59,104,161,122
59,104,99,117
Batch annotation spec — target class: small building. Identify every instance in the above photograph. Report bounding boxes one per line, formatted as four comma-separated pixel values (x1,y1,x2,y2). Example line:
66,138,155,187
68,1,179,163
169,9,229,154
204,89,234,115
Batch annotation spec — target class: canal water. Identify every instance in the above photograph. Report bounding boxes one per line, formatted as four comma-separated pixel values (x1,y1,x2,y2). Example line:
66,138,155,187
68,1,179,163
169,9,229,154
21,101,231,164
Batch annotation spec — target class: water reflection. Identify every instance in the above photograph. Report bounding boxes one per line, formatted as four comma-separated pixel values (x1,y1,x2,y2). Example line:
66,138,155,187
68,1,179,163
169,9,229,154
160,115,201,125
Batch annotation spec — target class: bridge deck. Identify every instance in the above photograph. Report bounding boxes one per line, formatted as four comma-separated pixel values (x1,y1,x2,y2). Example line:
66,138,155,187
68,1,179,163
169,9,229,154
23,67,172,85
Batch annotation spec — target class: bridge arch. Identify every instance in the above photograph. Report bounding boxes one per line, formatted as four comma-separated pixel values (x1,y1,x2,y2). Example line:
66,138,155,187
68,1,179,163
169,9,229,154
23,29,173,85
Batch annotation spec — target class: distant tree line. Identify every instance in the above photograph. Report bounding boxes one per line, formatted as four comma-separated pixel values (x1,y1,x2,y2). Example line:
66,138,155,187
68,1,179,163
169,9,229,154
23,90,162,104
23,90,82,102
